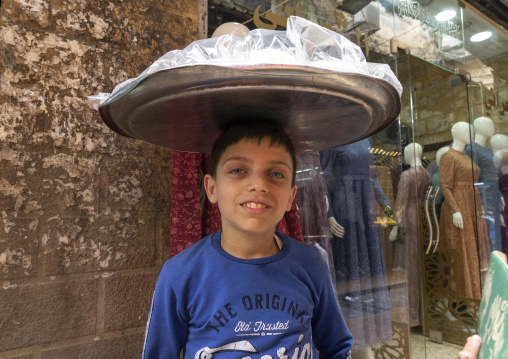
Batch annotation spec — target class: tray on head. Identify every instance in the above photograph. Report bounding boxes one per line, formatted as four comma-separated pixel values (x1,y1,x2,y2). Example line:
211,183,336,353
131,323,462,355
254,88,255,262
99,64,401,153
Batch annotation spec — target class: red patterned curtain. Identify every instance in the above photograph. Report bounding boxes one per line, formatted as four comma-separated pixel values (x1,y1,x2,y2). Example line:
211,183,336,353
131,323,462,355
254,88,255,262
170,151,303,257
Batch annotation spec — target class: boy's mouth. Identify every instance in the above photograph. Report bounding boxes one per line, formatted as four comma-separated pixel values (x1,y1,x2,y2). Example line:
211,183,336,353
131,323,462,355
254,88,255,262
242,202,270,209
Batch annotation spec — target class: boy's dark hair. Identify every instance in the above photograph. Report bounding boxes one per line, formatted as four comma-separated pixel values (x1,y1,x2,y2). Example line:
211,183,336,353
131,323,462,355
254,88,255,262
209,120,297,186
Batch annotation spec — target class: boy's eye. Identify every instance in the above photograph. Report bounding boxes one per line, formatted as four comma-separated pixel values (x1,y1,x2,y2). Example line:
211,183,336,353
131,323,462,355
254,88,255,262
271,171,284,178
230,168,244,174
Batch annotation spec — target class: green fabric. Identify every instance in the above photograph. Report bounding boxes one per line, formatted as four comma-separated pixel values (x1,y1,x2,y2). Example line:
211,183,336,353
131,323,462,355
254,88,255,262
431,172,444,205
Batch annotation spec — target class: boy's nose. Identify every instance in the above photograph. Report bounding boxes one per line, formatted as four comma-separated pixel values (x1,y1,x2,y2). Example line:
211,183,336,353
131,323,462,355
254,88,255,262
247,172,268,192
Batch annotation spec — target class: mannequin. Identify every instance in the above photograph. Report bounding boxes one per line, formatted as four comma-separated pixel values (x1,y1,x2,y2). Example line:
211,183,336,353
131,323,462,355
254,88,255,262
389,143,431,327
491,134,508,256
465,116,503,252
320,138,392,356
439,122,490,299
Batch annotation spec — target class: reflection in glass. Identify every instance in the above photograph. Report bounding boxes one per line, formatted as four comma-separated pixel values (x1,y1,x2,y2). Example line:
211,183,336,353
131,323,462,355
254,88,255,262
390,143,431,327
295,152,336,283
319,138,392,354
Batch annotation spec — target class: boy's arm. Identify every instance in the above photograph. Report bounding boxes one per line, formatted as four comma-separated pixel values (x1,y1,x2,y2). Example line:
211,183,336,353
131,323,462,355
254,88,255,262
312,271,353,358
142,263,189,359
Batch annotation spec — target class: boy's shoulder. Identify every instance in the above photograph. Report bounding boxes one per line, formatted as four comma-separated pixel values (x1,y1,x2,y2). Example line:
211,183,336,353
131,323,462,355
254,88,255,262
164,232,215,267
279,232,325,259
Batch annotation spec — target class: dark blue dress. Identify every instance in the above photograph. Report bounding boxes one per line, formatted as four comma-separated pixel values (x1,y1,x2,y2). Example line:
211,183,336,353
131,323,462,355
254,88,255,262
320,139,392,351
465,142,502,252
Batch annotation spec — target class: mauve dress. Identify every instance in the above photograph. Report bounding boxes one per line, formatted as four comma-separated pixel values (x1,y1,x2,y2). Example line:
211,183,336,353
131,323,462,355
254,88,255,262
498,173,508,257
439,148,490,299
320,138,392,351
392,165,431,327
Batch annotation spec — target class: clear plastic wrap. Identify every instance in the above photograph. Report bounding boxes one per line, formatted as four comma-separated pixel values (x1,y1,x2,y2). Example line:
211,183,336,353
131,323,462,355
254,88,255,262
90,16,402,105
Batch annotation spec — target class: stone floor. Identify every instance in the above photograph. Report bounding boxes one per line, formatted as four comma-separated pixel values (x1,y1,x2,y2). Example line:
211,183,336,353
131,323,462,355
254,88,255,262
410,332,464,359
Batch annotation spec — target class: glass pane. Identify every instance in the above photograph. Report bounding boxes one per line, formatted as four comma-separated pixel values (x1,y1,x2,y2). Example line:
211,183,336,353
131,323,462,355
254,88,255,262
407,54,480,352
297,42,410,359
462,3,508,355
370,55,414,359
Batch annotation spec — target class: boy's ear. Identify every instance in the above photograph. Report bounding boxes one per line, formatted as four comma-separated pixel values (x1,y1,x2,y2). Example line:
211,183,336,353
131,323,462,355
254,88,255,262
286,185,297,212
204,174,218,204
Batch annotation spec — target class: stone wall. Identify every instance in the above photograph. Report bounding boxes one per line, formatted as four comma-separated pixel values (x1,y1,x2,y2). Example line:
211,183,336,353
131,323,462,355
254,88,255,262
0,0,201,357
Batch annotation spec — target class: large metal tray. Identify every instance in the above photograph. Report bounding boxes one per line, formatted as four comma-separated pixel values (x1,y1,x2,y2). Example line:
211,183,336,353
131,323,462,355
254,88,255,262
99,64,401,153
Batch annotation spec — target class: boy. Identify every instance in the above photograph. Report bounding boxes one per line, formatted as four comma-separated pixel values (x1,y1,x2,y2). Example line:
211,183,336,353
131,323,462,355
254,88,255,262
143,120,353,358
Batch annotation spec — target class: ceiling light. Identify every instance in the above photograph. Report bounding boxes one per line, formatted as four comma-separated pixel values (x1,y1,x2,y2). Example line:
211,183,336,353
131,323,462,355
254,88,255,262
470,31,492,42
435,9,456,21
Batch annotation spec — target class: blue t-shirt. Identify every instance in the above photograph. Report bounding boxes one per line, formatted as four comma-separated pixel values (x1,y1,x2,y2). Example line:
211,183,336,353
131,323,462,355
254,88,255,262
143,231,353,358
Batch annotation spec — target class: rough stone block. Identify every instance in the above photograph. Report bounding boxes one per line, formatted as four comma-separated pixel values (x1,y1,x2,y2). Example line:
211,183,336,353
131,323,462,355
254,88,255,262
1,147,104,218
0,280,97,350
103,272,159,331
47,0,197,50
0,28,174,156
26,152,102,217
41,332,144,359
0,354,33,359
0,27,107,148
0,145,170,219
0,217,39,280
0,147,32,217
1,0,51,28
42,215,156,275
104,154,171,213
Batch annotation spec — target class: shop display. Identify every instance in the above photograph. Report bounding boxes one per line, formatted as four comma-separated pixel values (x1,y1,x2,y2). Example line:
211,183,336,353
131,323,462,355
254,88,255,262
439,122,490,299
320,138,392,352
465,116,503,252
295,152,335,280
390,143,431,327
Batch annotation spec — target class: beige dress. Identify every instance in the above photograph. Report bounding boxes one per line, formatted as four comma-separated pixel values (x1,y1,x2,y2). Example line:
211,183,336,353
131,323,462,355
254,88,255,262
439,148,490,299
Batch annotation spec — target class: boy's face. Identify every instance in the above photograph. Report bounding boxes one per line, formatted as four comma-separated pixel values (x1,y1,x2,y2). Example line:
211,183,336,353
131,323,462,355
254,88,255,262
204,137,297,239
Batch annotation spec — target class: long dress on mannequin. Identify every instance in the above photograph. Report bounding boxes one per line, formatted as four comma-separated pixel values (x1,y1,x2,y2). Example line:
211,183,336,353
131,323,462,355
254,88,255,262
498,173,508,256
392,165,431,327
465,143,502,252
319,138,392,351
295,151,336,283
439,148,490,299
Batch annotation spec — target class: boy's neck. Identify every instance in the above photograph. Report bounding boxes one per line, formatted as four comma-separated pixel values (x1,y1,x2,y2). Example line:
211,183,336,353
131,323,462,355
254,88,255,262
220,229,280,259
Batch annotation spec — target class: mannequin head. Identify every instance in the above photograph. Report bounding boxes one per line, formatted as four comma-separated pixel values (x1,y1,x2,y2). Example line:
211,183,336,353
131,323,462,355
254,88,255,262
491,134,508,172
212,22,250,38
490,134,508,153
473,116,494,139
404,142,423,167
436,146,450,167
451,122,473,151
